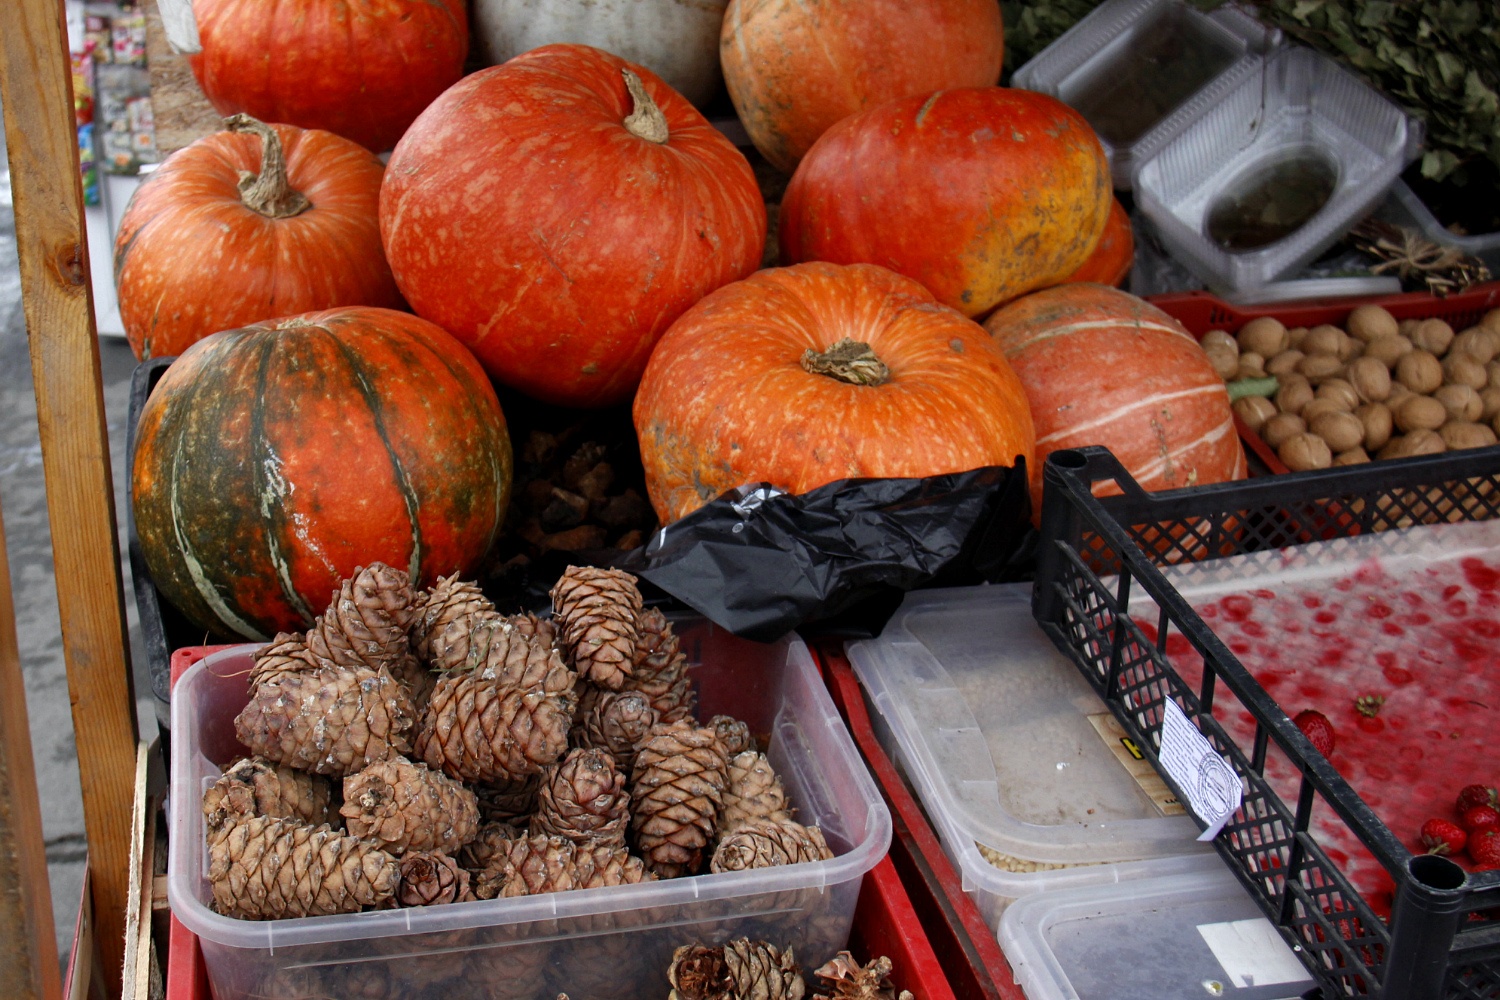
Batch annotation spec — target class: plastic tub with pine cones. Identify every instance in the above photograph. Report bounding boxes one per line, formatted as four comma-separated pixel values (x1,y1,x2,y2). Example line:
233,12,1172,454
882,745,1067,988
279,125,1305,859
167,616,891,1000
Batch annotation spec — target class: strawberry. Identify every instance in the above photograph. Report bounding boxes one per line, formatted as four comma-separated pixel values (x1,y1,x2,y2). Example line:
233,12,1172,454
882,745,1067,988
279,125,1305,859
1463,805,1500,834
1458,784,1499,814
1293,709,1336,757
1471,829,1500,869
1421,818,1468,856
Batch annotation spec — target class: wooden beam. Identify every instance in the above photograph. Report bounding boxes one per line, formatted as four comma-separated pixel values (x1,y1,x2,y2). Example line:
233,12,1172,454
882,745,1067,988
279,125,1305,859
0,1,141,994
0,502,62,1000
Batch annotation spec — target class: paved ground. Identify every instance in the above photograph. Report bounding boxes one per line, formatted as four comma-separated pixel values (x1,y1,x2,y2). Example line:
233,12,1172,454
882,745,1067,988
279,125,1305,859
0,123,155,973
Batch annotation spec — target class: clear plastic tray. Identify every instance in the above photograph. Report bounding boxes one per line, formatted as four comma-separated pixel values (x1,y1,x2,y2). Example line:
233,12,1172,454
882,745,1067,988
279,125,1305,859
168,620,890,1000
1379,178,1500,270
1010,0,1277,191
845,583,1213,927
999,868,1317,1000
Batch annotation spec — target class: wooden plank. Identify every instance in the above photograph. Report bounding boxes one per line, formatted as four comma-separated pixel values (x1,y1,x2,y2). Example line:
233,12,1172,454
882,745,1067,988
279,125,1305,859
0,1,141,994
122,744,152,1000
142,0,220,156
0,504,62,1000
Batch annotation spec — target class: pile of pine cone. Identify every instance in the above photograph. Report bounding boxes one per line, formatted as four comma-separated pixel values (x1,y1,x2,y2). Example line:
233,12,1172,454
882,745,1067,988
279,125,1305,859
204,562,833,921
664,942,913,1000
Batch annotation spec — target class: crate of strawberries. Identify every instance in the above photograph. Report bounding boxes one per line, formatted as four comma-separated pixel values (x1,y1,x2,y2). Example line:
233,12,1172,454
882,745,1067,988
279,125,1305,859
1032,443,1500,1000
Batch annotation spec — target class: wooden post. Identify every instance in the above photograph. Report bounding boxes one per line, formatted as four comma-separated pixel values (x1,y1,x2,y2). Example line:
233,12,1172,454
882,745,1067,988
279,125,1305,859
0,1,141,994
0,502,62,1000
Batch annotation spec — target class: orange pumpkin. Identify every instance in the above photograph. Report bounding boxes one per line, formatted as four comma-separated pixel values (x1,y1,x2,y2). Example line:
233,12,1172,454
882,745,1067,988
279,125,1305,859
1061,197,1135,288
778,87,1112,319
114,117,403,361
634,261,1035,524
983,284,1245,518
720,0,1003,173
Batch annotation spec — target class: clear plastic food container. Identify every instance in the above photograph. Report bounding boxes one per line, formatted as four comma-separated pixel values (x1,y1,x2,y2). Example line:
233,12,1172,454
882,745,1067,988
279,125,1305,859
845,584,1214,929
169,620,890,1000
1134,44,1418,294
1010,0,1278,190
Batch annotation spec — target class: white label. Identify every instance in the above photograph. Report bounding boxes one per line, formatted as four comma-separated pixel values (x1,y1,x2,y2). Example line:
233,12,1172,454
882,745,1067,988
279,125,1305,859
1197,918,1312,989
157,0,202,54
1158,699,1243,841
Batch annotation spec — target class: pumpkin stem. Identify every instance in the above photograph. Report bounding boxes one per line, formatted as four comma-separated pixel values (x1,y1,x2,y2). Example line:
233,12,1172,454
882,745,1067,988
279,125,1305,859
621,69,669,144
225,114,312,219
801,338,891,386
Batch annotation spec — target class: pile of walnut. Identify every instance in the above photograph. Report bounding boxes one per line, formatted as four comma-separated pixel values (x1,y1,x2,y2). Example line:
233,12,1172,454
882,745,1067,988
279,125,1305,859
204,562,832,920
1201,305,1500,471
662,941,913,1000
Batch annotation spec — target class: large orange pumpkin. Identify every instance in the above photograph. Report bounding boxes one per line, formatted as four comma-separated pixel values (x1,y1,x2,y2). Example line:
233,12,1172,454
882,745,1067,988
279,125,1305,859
381,44,765,408
983,284,1245,518
1061,197,1135,288
114,117,404,361
720,0,1003,173
634,262,1036,524
778,87,1112,319
188,0,468,152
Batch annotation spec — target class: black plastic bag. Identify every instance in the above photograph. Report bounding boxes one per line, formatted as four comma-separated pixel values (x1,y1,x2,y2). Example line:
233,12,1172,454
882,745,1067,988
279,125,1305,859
611,462,1031,642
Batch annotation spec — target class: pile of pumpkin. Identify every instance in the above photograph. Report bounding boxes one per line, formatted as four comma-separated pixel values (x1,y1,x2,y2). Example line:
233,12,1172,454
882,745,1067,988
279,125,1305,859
127,0,1242,642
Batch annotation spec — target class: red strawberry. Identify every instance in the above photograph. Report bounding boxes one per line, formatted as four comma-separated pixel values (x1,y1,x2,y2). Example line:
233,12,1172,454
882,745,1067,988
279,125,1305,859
1421,818,1468,856
1463,805,1500,834
1458,784,1499,814
1293,709,1336,757
1471,829,1500,869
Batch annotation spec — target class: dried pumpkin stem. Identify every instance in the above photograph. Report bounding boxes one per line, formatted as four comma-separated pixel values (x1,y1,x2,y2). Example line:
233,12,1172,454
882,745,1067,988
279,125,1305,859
621,69,669,144
225,113,311,219
801,338,890,386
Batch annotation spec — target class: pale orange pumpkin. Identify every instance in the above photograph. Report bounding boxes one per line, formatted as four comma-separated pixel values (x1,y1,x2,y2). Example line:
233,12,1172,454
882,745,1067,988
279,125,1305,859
634,261,1035,523
1061,197,1135,288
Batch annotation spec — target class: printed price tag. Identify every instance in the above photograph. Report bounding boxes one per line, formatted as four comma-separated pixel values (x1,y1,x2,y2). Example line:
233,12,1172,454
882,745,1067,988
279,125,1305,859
1158,698,1243,841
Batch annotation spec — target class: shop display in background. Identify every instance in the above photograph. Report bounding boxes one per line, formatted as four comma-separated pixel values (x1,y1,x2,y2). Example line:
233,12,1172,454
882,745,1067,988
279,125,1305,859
66,0,159,178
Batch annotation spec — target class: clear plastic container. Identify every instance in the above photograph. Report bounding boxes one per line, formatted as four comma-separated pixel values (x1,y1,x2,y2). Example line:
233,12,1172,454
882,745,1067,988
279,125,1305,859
845,584,1214,929
999,868,1317,1000
1010,0,1277,191
1379,177,1500,270
1134,44,1418,294
169,620,890,1000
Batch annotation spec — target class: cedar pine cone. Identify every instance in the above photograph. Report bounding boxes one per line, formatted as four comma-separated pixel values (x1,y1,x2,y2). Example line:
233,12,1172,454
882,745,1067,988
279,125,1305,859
459,819,524,871
530,748,630,849
305,561,417,672
396,851,472,907
709,715,754,757
630,722,729,879
415,672,575,784
710,818,833,874
669,939,805,1000
411,572,495,664
571,689,659,777
207,814,397,918
470,835,652,899
551,566,643,690
627,607,695,722
811,953,913,1000
234,663,415,777
202,755,336,833
461,615,576,695
340,756,480,855
247,631,321,688
720,751,792,833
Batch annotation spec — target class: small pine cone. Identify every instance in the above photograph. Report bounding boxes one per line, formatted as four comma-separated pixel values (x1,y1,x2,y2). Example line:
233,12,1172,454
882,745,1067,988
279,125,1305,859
340,756,480,855
721,751,792,832
471,834,579,899
811,953,912,1000
474,775,540,824
571,689,658,776
551,566,643,690
462,616,576,696
572,843,655,889
459,819,525,871
631,722,729,879
234,664,415,777
415,674,575,784
397,851,472,906
247,632,320,688
411,572,495,663
207,814,397,918
669,939,804,1000
710,819,834,874
709,715,755,757
628,608,696,722
306,562,418,672
509,610,559,650
531,748,630,849
202,756,336,833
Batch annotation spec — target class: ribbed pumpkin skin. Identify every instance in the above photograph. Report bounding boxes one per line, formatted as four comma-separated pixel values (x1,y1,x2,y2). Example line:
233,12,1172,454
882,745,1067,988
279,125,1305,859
188,0,467,152
634,262,1036,524
131,307,512,640
983,284,1245,516
778,88,1111,319
381,44,766,408
1061,197,1134,288
720,0,1003,173
114,123,404,361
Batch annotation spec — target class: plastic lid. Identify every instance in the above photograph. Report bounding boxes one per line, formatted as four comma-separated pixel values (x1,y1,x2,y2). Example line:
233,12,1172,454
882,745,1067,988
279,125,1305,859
846,584,1205,867
999,867,1316,1000
1223,276,1404,305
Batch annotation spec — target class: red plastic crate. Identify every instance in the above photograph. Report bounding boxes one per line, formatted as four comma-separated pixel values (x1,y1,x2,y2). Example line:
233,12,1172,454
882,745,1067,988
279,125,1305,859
165,644,956,1000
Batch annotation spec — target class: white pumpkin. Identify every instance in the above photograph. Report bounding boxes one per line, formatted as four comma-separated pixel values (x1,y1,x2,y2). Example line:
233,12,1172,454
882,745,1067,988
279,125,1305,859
474,0,731,108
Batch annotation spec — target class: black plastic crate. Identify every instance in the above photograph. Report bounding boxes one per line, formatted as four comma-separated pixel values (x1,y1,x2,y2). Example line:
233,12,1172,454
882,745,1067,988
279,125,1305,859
1032,445,1500,1000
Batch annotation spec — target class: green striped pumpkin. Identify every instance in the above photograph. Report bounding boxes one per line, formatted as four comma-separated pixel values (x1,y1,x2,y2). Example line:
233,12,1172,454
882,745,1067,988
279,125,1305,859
131,306,512,640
